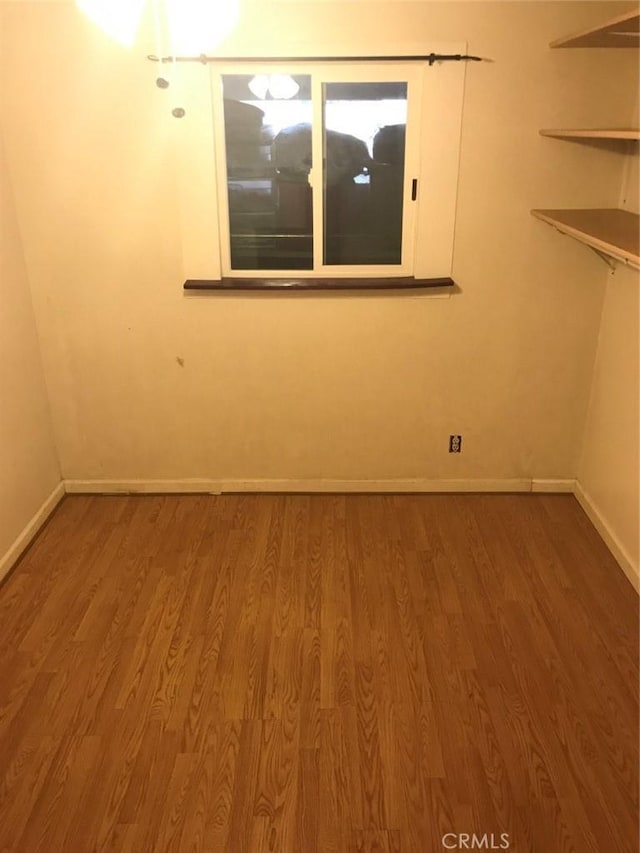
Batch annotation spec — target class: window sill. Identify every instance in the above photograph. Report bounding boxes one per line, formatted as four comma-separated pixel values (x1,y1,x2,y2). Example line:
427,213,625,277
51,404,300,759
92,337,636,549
183,276,454,292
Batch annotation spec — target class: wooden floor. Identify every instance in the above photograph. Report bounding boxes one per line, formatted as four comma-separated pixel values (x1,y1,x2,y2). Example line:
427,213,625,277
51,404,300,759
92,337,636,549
0,494,637,852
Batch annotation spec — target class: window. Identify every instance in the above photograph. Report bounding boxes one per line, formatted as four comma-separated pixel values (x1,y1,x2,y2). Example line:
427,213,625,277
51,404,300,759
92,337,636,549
176,53,466,287
211,65,423,279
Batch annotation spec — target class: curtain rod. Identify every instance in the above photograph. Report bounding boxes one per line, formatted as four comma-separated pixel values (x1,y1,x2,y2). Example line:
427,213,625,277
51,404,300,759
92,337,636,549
147,53,482,66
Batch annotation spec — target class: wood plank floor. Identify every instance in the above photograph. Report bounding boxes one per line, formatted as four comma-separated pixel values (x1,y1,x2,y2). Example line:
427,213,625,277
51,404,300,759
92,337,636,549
0,494,637,852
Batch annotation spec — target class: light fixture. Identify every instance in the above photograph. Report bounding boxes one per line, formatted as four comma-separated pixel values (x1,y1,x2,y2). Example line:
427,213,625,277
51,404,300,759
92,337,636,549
268,75,300,100
248,75,270,100
248,74,300,100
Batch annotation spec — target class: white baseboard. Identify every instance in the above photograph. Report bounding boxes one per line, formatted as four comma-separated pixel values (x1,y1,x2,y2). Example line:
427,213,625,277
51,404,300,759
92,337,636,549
574,481,639,592
64,478,226,495
0,482,66,584
531,479,575,493
63,477,575,495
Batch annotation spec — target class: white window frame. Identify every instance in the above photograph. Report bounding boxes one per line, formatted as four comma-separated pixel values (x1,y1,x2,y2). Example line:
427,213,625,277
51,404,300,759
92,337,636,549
211,63,424,278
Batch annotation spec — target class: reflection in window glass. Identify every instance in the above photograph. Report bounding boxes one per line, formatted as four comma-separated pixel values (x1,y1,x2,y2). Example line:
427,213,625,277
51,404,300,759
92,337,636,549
323,82,407,266
222,74,313,270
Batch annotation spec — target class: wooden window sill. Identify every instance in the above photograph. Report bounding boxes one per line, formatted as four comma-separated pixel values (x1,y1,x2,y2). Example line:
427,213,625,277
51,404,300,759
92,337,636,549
184,276,454,292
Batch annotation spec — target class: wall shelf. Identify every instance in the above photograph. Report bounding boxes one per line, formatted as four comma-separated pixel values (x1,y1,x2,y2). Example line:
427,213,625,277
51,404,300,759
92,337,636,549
531,208,640,268
540,128,640,141
550,9,640,48
535,11,639,270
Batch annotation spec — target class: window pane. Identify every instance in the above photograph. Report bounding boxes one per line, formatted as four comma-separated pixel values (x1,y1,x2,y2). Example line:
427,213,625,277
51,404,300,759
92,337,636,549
323,82,407,266
222,74,313,270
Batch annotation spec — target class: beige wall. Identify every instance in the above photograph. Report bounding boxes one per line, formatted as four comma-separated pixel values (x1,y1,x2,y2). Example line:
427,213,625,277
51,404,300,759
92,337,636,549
0,118,61,571
1,2,637,488
578,266,639,582
578,128,640,581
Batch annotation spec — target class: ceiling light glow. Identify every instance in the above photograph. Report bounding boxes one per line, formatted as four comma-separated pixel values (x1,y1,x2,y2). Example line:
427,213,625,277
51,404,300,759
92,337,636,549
76,0,240,53
165,0,240,54
76,0,146,48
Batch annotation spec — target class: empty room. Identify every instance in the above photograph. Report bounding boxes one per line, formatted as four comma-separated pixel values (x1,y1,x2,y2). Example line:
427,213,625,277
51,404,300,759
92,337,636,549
1,0,638,850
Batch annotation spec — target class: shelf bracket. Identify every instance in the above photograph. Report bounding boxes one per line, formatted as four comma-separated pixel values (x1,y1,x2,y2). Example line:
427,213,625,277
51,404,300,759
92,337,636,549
588,246,619,272
547,223,639,272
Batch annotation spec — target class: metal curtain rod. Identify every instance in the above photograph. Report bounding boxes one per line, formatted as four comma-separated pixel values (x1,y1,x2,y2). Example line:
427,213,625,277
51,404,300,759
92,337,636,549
147,53,483,66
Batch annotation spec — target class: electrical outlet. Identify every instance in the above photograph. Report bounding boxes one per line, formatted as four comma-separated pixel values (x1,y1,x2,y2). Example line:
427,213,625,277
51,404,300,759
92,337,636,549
449,435,462,453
